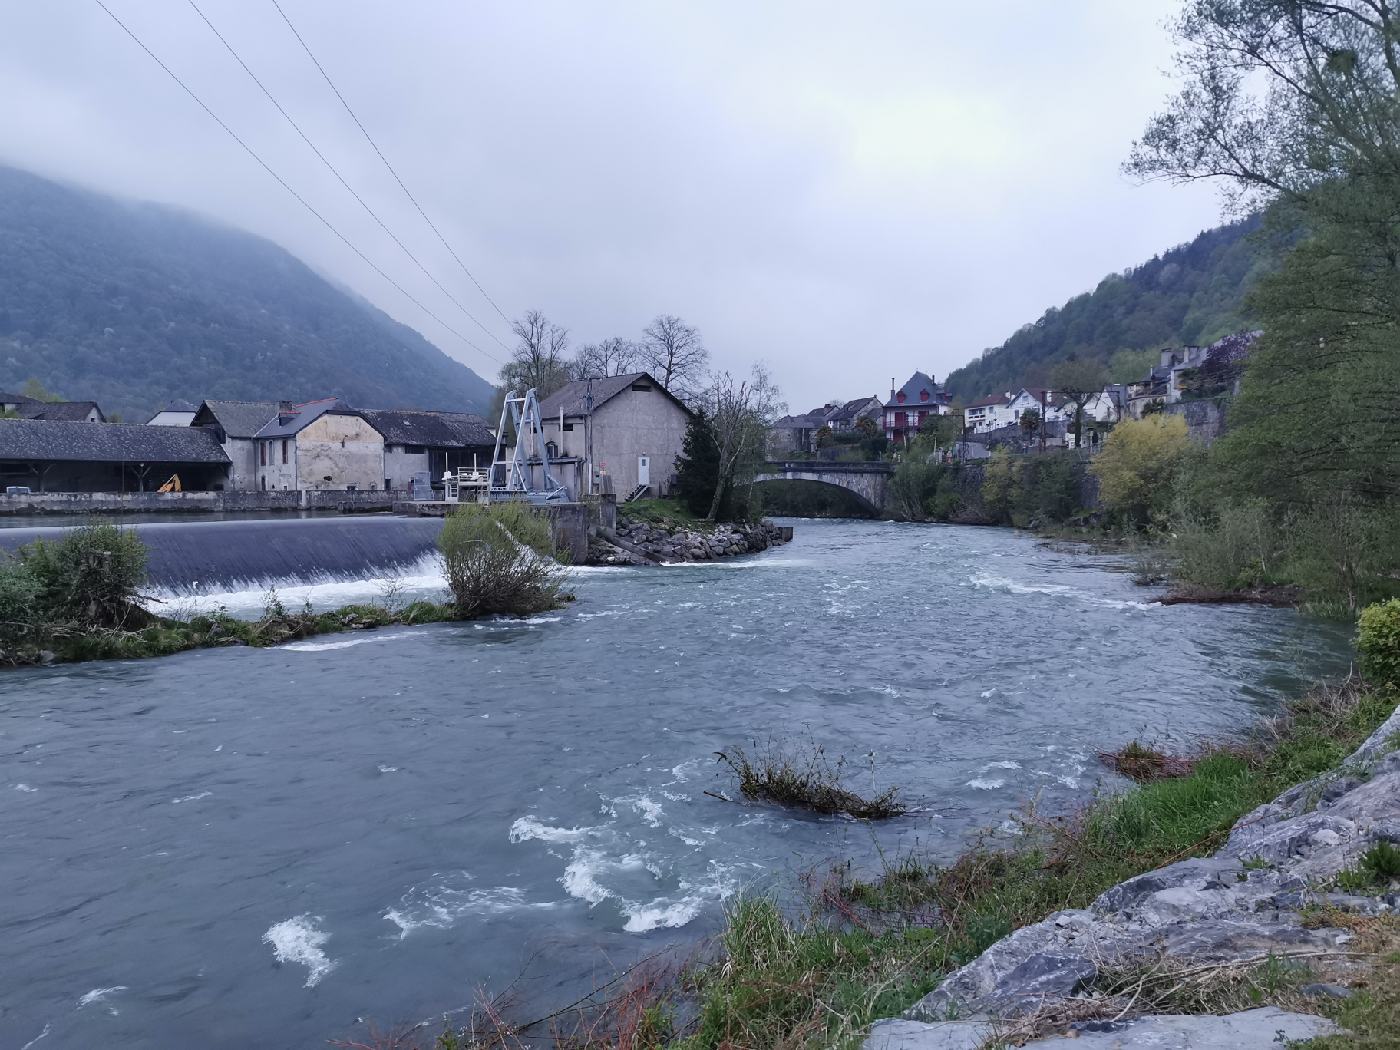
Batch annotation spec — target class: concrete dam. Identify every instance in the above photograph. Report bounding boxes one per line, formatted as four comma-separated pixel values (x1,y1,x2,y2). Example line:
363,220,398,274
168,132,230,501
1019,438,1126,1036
0,515,447,593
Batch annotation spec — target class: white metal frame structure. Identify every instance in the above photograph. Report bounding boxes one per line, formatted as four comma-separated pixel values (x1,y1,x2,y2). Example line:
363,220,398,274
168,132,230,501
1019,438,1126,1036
489,388,568,503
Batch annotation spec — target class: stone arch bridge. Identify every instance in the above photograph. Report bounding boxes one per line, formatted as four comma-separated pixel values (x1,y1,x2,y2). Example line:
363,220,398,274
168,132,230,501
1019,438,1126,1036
753,461,893,513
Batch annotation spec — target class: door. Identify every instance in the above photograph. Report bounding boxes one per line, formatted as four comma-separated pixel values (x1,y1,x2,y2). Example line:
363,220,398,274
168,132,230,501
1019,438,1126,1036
637,455,650,490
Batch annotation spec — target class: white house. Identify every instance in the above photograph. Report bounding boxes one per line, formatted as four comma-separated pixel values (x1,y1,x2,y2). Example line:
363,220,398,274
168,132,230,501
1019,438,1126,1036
1005,388,1068,426
964,393,1014,434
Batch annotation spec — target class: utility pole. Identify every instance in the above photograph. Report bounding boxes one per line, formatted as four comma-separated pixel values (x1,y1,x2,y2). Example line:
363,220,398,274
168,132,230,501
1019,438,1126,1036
585,379,595,495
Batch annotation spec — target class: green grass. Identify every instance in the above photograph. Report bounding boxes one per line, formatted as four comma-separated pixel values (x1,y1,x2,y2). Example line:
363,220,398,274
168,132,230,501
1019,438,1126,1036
621,498,706,528
657,676,1397,1049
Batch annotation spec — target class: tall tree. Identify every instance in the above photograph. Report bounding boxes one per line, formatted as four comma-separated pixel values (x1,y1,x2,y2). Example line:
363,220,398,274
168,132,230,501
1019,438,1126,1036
1051,359,1107,447
573,336,639,379
494,310,572,419
697,365,785,521
1127,0,1400,502
641,315,708,401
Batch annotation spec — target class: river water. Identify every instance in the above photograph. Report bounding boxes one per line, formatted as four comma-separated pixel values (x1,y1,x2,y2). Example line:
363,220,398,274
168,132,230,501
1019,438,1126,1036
0,519,1349,1049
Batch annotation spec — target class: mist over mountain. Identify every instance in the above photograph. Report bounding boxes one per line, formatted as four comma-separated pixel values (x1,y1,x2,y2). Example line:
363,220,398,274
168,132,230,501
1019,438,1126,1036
944,215,1273,399
0,166,494,420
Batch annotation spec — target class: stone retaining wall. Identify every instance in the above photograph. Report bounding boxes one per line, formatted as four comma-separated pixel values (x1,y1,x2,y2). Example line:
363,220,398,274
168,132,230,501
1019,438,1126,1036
588,517,790,565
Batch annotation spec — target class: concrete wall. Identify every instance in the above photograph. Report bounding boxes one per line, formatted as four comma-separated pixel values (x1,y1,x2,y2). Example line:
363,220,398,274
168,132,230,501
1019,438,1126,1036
221,436,260,491
384,446,431,492
0,489,398,515
589,388,690,497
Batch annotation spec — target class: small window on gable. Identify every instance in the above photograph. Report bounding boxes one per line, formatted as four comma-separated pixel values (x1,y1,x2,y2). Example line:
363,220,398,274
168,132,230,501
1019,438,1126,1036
630,383,651,392
920,390,929,402
896,391,906,404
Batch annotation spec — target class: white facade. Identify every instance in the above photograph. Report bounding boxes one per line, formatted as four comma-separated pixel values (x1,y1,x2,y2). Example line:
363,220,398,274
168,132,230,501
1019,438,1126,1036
146,409,197,427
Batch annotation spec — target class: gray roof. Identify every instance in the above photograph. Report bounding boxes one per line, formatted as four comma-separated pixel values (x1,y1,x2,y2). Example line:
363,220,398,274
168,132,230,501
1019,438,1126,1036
253,398,352,439
359,409,494,448
823,397,880,424
161,399,198,413
0,419,230,464
885,371,943,408
16,401,104,422
195,399,281,439
772,408,828,429
0,391,39,407
535,372,693,420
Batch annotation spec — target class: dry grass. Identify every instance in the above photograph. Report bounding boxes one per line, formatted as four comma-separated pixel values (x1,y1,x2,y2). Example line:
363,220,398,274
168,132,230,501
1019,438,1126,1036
1097,740,1198,782
714,743,905,820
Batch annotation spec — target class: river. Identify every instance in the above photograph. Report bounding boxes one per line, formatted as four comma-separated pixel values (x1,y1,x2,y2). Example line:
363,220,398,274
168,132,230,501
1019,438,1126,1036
0,518,1349,1049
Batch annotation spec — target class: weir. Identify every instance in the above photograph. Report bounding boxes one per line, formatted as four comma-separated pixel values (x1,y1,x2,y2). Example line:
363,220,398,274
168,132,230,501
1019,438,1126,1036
0,516,445,591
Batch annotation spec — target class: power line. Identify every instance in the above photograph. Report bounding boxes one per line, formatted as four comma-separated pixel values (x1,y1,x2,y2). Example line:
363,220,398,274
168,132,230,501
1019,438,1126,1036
186,0,511,355
91,0,503,368
269,0,514,328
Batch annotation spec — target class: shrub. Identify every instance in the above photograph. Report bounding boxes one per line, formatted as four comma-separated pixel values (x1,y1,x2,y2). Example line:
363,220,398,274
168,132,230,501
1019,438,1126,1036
0,558,41,645
1091,414,1191,526
715,742,905,819
1358,599,1400,688
20,522,148,629
1173,498,1280,590
438,502,569,617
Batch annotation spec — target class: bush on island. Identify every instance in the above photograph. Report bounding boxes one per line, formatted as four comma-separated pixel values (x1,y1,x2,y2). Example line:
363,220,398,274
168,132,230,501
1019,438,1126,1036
437,502,570,618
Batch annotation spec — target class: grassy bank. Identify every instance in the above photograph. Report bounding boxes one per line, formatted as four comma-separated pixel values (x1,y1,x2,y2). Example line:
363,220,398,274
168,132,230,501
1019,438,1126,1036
409,675,1397,1050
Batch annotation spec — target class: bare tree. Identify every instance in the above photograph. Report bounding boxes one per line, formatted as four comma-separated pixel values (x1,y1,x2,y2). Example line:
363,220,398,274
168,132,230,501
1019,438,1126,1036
699,364,785,521
573,336,639,379
641,315,708,401
494,309,572,418
1051,359,1107,448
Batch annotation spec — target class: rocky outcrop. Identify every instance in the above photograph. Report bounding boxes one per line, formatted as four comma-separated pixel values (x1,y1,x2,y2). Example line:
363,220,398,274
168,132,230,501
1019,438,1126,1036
586,518,790,565
866,702,1400,1049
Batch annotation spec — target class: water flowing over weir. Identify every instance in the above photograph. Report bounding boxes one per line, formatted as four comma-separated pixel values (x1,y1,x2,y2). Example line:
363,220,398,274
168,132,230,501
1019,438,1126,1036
0,520,1356,1050
0,515,445,594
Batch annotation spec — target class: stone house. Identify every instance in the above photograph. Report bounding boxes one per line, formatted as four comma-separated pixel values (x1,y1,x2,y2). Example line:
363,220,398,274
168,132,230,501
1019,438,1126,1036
0,418,229,492
358,409,496,493
883,372,949,446
532,372,693,500
768,407,830,457
252,398,384,492
190,399,281,491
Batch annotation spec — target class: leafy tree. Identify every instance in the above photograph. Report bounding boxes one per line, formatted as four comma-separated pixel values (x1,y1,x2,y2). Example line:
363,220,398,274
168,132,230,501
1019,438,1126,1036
1019,408,1041,437
1091,415,1191,526
981,447,1017,522
20,377,61,402
1051,359,1107,448
1108,348,1157,384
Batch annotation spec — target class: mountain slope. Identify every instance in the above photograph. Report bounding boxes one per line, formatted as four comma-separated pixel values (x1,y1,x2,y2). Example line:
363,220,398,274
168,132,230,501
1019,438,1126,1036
0,166,495,420
944,215,1274,399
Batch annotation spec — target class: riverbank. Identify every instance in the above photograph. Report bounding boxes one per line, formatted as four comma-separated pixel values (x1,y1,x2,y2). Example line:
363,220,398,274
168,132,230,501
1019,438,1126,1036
587,500,791,565
436,674,1399,1049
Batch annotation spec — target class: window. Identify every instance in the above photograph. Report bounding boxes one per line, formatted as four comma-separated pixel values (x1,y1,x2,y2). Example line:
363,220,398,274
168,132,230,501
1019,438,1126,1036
630,383,652,392
545,441,559,459
259,442,266,466
562,423,574,432
405,445,426,455
896,391,906,404
920,390,929,402
281,439,288,464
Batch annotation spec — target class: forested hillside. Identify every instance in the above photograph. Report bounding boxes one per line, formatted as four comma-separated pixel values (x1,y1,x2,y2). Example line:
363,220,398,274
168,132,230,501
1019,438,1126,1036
944,215,1274,398
0,166,494,420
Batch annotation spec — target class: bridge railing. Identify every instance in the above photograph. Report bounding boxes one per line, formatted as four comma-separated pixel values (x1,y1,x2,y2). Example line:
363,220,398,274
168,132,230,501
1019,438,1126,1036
760,461,893,474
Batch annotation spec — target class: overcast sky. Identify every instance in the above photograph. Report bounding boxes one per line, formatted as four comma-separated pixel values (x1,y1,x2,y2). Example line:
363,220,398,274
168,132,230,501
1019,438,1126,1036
0,1,1222,409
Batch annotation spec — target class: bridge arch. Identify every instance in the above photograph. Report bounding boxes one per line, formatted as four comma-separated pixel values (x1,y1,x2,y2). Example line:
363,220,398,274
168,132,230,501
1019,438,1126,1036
752,475,881,515
752,461,891,516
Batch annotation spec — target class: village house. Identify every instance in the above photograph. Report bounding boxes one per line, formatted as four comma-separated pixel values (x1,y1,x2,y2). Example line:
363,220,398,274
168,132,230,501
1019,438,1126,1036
252,398,384,492
768,407,831,457
145,399,199,427
1004,388,1067,427
963,392,1014,434
883,371,949,447
0,418,229,492
0,392,106,423
823,396,883,433
358,408,495,493
190,399,281,490
531,371,693,500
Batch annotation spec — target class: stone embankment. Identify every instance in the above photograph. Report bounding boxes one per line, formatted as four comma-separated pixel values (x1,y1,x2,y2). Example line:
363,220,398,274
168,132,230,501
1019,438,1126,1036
587,518,790,565
867,702,1400,1050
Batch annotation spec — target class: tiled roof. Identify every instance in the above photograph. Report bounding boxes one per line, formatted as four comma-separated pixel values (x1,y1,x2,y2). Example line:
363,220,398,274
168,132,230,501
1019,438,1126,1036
536,372,692,419
196,399,281,439
966,394,1009,409
253,398,354,439
16,401,104,422
0,391,39,407
0,419,230,463
359,409,494,448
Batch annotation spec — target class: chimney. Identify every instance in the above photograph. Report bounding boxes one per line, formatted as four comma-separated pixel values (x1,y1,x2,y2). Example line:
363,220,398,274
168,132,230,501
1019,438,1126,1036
890,377,896,400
